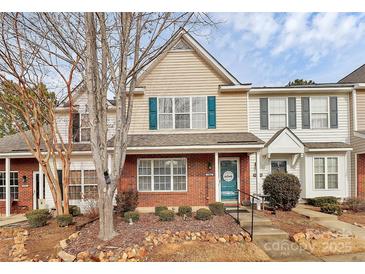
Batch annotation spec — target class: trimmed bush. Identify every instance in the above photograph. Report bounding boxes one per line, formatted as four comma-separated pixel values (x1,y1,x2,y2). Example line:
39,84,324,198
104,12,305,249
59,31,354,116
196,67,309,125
28,209,51,219
208,202,225,215
155,206,168,216
124,211,140,223
159,209,175,221
25,212,48,227
177,206,192,217
307,196,338,207
344,198,365,212
263,173,301,211
195,208,212,221
56,214,73,227
115,190,139,215
320,203,343,216
69,205,81,217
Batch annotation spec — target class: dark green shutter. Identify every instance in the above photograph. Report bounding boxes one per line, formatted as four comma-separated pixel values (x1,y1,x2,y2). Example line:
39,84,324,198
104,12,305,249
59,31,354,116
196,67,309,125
149,97,157,130
72,112,80,142
288,97,297,129
259,98,268,130
57,170,64,199
301,97,310,129
207,96,216,129
330,96,338,128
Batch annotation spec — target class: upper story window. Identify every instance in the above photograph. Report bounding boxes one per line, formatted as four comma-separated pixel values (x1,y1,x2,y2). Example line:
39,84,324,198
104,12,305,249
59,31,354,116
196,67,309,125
311,97,329,129
72,111,90,143
269,98,287,129
158,96,207,130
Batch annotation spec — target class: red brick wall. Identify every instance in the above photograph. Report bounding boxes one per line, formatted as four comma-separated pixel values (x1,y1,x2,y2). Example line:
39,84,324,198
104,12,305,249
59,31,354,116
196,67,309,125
0,158,38,214
119,153,250,207
358,154,365,199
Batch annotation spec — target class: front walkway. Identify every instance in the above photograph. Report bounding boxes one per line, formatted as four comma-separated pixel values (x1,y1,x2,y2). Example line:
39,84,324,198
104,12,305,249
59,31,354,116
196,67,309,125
293,205,365,240
0,214,27,227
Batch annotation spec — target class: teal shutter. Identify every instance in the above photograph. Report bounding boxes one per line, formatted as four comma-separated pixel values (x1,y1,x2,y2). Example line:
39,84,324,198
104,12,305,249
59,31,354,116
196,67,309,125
149,97,157,130
330,97,338,128
207,96,216,129
259,98,268,130
301,97,310,129
288,97,297,129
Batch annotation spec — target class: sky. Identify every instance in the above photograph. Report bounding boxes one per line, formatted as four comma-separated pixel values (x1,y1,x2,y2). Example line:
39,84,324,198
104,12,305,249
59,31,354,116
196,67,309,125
197,13,365,86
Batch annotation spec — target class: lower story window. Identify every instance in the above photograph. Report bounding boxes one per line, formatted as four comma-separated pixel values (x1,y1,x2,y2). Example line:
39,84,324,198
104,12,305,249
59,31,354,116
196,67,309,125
0,172,19,200
138,158,187,192
69,170,98,200
271,160,287,173
314,157,338,190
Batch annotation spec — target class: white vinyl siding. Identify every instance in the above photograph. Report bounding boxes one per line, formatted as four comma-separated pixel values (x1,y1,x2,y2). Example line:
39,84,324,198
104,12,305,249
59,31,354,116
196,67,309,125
137,158,187,192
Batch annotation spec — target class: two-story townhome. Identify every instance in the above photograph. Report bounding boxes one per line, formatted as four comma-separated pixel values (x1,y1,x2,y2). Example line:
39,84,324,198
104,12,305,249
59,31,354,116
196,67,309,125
0,31,360,216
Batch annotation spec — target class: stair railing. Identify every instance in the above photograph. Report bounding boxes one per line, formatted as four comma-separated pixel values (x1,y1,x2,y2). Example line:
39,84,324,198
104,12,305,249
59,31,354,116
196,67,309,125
235,189,259,241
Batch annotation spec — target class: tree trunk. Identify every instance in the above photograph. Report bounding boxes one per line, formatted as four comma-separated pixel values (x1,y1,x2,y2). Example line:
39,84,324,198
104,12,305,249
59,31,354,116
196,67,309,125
98,183,116,240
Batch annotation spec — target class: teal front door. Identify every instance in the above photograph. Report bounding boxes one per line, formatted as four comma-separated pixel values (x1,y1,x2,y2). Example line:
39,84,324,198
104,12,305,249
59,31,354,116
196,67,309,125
220,159,238,201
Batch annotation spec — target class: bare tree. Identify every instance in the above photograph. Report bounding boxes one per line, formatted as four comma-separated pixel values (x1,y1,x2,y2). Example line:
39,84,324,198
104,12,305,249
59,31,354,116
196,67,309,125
0,13,81,215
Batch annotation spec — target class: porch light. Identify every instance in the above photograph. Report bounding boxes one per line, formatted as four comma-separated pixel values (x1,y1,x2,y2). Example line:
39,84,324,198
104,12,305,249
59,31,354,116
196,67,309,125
22,175,27,185
104,171,111,185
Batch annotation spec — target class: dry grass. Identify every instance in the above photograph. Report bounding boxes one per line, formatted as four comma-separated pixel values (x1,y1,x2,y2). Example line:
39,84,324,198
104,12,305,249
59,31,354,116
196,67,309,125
145,241,271,262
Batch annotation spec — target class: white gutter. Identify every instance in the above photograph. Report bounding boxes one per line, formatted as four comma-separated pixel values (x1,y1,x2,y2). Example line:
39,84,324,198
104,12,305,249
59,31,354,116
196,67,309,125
219,85,251,92
124,144,264,151
353,89,358,131
306,148,353,152
250,87,353,94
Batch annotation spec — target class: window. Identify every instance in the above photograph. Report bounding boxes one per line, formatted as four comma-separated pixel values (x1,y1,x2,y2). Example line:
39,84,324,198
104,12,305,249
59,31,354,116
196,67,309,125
158,97,207,129
72,111,91,143
314,157,338,190
138,159,187,192
311,97,328,129
269,98,287,129
0,172,19,200
69,170,98,200
271,160,287,173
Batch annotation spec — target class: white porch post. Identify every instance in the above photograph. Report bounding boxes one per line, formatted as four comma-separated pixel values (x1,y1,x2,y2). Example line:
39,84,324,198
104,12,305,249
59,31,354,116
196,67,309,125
215,152,219,201
38,163,44,207
5,158,11,217
256,151,261,194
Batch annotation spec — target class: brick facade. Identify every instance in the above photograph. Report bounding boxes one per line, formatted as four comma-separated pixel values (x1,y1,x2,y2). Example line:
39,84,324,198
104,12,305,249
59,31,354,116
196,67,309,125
0,158,38,214
119,153,250,207
357,154,365,199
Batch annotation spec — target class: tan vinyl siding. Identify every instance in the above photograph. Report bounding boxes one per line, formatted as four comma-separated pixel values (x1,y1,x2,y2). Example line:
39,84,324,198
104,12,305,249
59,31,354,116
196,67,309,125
130,49,248,133
356,90,365,130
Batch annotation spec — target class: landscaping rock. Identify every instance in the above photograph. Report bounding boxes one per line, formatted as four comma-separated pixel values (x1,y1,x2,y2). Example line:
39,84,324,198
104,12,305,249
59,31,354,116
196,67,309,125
218,237,227,243
59,239,68,249
76,251,90,261
57,250,76,262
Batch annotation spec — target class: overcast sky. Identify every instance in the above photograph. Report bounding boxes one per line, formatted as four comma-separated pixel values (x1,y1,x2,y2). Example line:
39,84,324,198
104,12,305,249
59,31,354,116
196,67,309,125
197,13,365,86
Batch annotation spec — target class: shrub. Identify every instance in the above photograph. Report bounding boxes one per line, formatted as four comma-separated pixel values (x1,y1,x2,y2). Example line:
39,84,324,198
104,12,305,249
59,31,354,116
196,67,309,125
115,190,139,215
25,209,51,227
177,206,192,217
263,173,301,211
344,198,365,212
307,196,338,207
158,210,175,221
320,203,343,216
83,193,99,219
69,205,81,217
155,206,168,216
124,211,140,223
208,202,225,215
56,214,73,227
195,208,212,221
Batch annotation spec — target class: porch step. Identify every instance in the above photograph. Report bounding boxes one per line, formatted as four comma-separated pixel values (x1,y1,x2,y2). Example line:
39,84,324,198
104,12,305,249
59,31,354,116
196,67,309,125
243,225,289,241
239,214,272,227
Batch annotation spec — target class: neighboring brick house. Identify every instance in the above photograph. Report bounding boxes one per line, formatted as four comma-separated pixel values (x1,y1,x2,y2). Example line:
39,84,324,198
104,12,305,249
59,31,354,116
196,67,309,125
0,30,363,216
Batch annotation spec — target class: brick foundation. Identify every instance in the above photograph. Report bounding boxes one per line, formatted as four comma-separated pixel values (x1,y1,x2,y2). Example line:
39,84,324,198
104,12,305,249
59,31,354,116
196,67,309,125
0,158,38,214
358,154,365,199
119,153,250,207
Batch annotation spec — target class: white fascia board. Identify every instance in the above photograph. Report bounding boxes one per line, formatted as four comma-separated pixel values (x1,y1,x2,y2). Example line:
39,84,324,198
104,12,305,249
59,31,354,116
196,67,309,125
354,83,365,89
219,85,251,92
306,148,353,152
125,144,264,151
250,87,353,94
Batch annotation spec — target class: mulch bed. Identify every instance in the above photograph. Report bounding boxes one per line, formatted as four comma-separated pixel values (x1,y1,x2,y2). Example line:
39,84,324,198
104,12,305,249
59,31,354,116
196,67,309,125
339,211,365,226
65,213,243,255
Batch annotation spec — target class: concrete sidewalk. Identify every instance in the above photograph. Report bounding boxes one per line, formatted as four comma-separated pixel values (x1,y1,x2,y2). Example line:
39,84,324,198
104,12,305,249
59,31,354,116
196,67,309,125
321,252,365,262
0,214,27,227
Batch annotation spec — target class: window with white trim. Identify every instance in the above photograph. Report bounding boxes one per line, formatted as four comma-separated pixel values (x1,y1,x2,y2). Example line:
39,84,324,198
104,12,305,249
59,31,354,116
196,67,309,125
0,172,18,200
311,97,329,129
138,159,187,192
69,170,98,200
314,157,338,190
158,97,207,129
80,113,91,142
269,98,287,129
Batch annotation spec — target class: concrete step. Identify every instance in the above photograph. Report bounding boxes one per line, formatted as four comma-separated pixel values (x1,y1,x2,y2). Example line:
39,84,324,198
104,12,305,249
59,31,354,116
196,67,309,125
240,215,272,227
242,225,289,241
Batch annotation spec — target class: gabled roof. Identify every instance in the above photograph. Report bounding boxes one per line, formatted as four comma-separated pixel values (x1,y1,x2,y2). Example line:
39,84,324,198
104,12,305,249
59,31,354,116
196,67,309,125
338,64,365,84
263,127,304,154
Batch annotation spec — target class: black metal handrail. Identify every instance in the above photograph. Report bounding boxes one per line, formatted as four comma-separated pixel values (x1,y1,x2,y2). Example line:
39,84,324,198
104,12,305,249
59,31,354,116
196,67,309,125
235,189,260,241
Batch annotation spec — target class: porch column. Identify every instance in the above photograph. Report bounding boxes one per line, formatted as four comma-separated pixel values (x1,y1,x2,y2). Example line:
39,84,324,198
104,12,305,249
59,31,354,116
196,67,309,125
5,158,11,217
256,151,261,194
38,163,44,206
215,152,219,201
